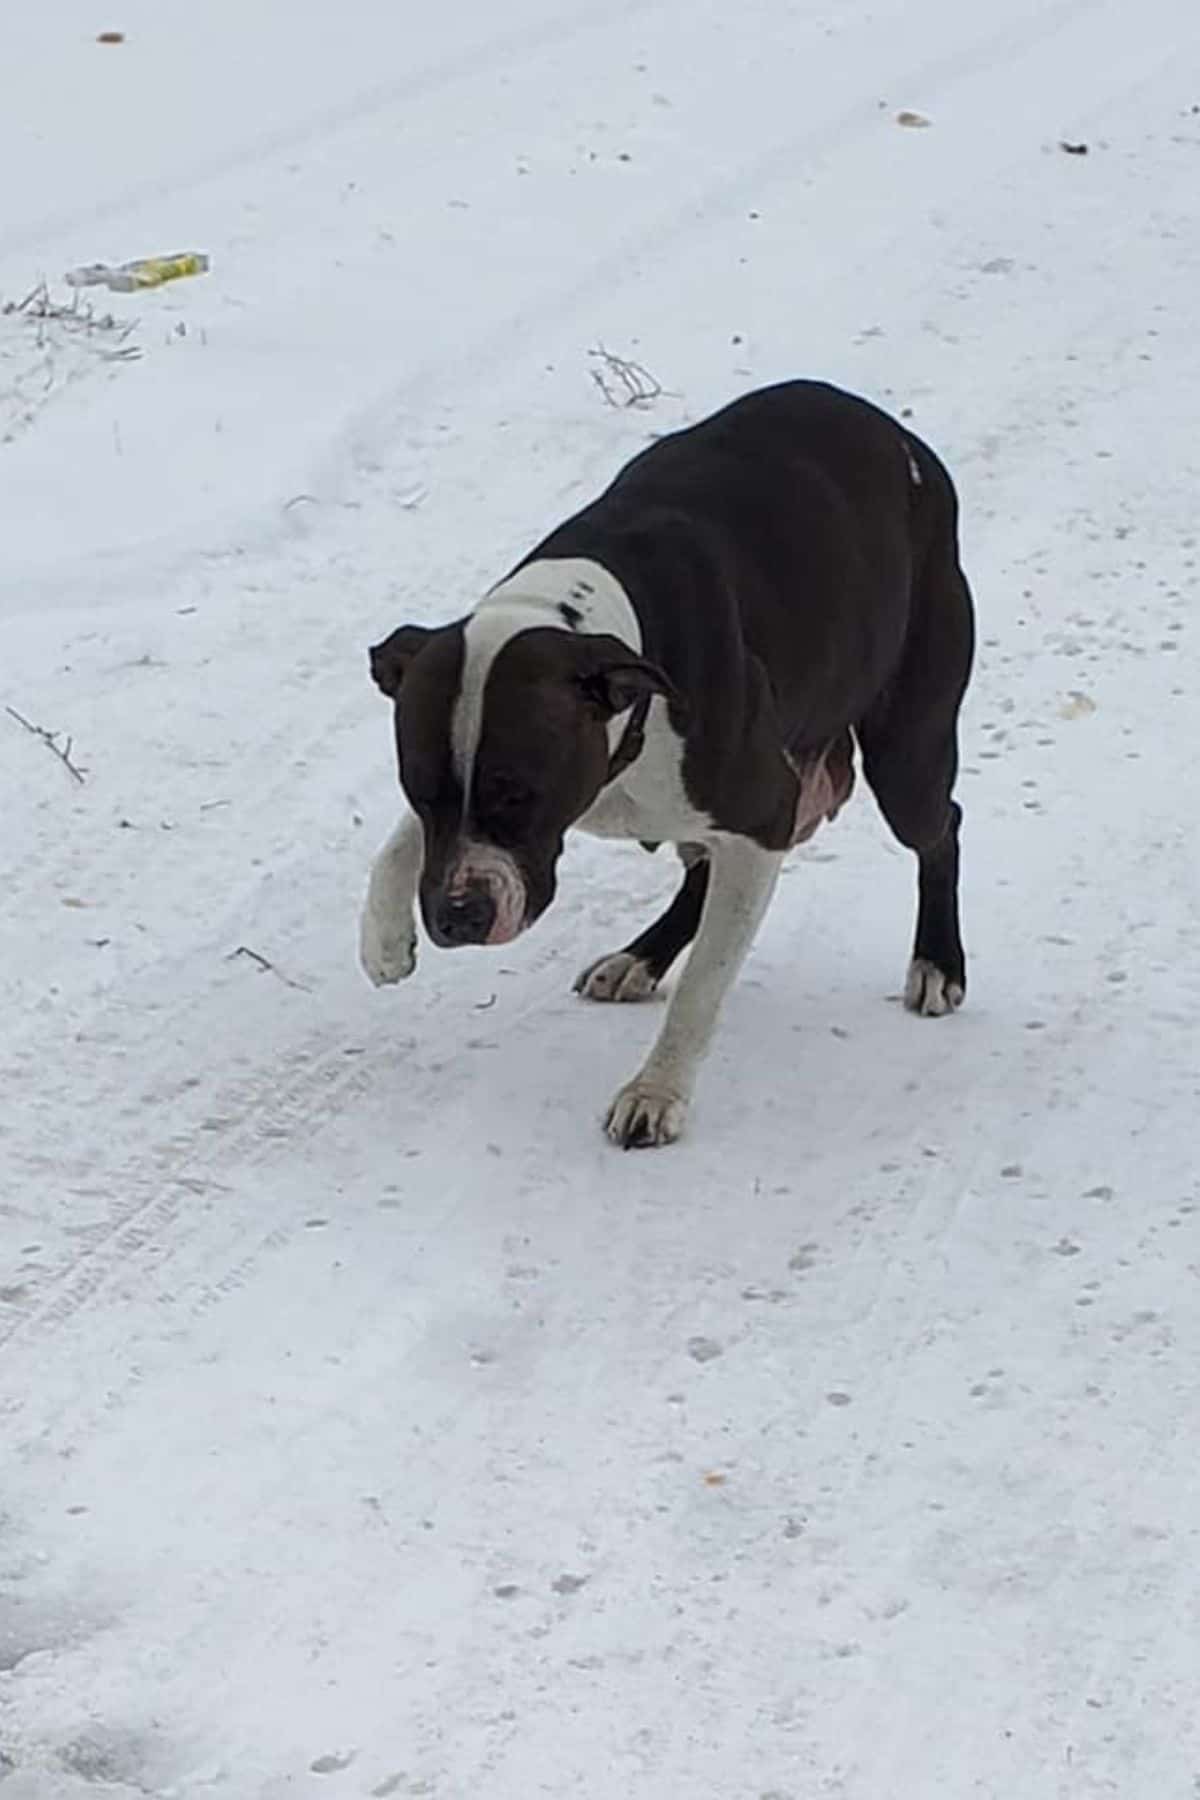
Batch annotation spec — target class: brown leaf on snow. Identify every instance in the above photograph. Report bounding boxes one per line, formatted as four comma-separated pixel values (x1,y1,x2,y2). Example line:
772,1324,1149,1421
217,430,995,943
896,109,932,128
96,31,126,43
1059,690,1097,719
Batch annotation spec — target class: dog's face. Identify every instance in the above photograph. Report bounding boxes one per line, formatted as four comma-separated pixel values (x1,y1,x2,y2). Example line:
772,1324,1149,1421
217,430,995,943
369,620,671,949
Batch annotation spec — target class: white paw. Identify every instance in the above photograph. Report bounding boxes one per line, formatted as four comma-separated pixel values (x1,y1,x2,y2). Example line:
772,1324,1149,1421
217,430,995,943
604,1077,688,1149
359,906,417,986
904,957,964,1018
574,950,660,1003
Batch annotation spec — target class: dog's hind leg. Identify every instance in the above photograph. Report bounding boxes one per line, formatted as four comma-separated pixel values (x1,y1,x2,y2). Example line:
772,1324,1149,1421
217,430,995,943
858,483,975,1016
575,845,709,1002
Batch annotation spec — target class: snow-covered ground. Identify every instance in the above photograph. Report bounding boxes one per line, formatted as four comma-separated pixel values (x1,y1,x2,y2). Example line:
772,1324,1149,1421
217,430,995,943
3,1,1199,1794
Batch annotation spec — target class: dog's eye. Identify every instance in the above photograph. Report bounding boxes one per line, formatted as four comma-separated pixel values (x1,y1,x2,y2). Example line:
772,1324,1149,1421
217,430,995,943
485,786,529,814
477,779,533,821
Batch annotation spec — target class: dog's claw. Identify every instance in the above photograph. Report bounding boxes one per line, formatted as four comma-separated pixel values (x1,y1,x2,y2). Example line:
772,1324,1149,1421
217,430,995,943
359,908,417,986
604,1078,688,1148
904,957,964,1017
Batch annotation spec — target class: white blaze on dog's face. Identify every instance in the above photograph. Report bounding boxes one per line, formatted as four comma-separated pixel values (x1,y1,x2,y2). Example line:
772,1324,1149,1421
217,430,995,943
368,614,674,951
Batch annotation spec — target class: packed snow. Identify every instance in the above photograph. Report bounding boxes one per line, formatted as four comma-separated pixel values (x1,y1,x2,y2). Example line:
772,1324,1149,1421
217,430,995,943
2,0,1199,1794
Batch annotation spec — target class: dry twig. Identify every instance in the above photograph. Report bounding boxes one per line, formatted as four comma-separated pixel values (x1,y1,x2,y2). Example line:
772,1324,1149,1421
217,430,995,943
5,705,87,783
228,944,312,992
2,280,141,359
588,343,669,409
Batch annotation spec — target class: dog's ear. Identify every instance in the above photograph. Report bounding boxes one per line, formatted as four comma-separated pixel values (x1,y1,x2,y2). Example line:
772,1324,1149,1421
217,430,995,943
572,632,680,718
368,625,433,698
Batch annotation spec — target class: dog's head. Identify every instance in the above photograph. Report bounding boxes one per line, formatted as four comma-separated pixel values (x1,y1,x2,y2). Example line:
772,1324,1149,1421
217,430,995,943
369,618,673,949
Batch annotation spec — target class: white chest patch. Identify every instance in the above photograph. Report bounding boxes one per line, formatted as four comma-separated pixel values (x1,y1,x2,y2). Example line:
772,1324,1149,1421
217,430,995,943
576,700,714,845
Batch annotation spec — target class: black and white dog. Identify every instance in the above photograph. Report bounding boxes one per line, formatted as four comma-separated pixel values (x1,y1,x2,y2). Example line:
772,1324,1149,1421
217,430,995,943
360,381,975,1147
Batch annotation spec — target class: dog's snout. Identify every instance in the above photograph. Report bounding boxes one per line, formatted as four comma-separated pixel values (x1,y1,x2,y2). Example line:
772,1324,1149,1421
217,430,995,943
423,845,528,949
433,882,497,947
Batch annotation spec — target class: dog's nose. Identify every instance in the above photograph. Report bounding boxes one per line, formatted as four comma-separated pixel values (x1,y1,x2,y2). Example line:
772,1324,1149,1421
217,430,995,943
434,882,497,947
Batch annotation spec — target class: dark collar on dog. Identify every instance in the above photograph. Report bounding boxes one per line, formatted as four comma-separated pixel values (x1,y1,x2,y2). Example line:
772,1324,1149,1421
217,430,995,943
605,694,652,784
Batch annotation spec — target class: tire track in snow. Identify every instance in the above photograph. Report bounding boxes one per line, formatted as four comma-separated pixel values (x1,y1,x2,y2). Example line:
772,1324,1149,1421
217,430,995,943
1,0,1133,619
0,1029,376,1354
306,0,1116,488
0,0,1145,1364
1,0,1190,1462
4,4,1200,1793
0,0,664,265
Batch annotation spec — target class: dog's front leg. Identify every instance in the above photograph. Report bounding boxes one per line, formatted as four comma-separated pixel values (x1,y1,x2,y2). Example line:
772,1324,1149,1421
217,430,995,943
605,836,784,1147
359,812,423,985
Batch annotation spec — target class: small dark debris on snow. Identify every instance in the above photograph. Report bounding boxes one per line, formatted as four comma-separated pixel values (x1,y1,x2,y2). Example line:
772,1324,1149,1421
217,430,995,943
493,1583,521,1600
5,704,87,783
310,1750,356,1775
1001,1164,1024,1179
687,1336,723,1363
227,943,311,991
552,1573,589,1595
1059,139,1089,155
826,1391,853,1407
231,944,272,974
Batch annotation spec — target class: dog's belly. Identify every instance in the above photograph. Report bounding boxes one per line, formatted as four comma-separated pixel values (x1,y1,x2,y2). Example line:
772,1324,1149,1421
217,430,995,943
786,732,855,845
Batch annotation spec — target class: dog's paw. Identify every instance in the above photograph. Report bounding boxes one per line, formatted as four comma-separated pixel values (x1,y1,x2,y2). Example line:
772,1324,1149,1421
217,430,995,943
904,957,964,1018
574,950,659,1003
604,1077,688,1148
359,907,417,986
